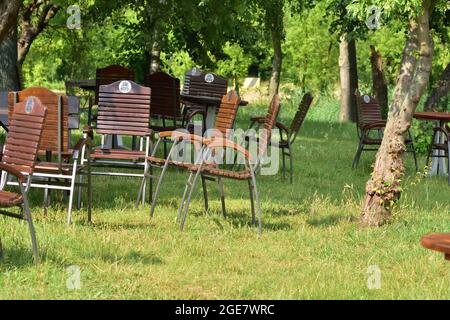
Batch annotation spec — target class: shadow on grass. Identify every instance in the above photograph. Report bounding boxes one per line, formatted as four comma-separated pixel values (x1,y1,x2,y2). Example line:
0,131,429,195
99,250,163,265
306,214,356,227
0,246,36,269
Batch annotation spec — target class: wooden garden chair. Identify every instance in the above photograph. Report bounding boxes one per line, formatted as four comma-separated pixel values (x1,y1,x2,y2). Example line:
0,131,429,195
0,97,47,263
136,90,242,217
250,92,313,183
88,64,135,128
7,87,92,225
82,80,152,206
353,90,418,170
177,95,280,233
426,124,449,184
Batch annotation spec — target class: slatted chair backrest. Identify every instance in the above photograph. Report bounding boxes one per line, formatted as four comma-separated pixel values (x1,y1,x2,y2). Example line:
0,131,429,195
355,91,383,128
213,90,241,137
183,68,227,99
8,87,70,155
144,72,181,120
258,94,280,157
289,92,313,144
97,80,151,137
95,65,135,105
3,97,47,174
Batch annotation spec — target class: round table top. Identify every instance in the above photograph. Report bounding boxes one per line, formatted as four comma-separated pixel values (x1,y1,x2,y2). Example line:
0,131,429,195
414,111,450,121
421,233,450,260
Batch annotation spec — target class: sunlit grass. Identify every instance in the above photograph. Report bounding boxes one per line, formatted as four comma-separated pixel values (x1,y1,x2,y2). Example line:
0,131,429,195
0,95,449,299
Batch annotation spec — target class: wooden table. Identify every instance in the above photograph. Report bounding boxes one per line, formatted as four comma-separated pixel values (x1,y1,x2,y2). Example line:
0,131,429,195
181,94,248,130
414,111,450,177
421,233,450,261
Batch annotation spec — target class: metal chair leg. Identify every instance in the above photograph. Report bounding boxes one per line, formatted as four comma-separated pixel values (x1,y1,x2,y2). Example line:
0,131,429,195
288,143,294,184
201,176,209,213
282,148,286,179
217,177,226,218
352,140,364,168
447,141,450,185
20,187,39,264
180,168,202,231
67,163,78,225
250,171,262,235
77,175,83,210
248,179,255,225
87,160,92,224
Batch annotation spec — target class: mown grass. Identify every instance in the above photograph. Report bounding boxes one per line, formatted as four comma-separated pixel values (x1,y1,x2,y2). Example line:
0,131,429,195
0,94,449,299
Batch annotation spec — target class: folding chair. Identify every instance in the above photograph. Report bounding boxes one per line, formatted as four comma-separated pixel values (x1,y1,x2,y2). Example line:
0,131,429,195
353,90,418,170
82,80,152,206
136,90,242,217
178,95,280,233
0,97,47,263
7,87,92,225
250,93,313,183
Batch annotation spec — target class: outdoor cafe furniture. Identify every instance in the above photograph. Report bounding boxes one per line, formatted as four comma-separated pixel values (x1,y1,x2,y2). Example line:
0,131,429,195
6,87,92,224
0,97,47,263
178,94,280,233
81,80,152,206
352,91,418,170
421,233,450,261
414,111,450,183
136,90,242,218
250,92,313,183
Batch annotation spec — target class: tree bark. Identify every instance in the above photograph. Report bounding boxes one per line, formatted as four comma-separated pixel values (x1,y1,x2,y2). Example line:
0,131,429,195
0,0,21,43
424,62,450,111
267,1,283,96
370,45,388,118
360,1,434,227
0,14,20,91
339,36,358,123
17,0,61,68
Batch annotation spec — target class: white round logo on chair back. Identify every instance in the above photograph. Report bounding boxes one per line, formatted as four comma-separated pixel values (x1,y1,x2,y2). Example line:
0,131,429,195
119,81,132,93
363,95,371,103
25,97,34,113
205,73,215,83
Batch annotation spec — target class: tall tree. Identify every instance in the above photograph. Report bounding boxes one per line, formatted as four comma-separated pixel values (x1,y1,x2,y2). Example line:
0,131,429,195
0,0,22,91
360,0,437,226
339,35,358,122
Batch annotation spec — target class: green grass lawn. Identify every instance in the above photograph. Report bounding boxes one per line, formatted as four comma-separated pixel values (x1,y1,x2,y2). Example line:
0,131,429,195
1,95,449,299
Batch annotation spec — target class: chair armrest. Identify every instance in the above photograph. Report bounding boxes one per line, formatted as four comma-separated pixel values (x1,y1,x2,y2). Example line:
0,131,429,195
275,122,289,134
83,125,94,139
433,126,450,138
72,138,92,160
186,110,207,122
361,121,386,130
250,116,265,123
144,128,153,137
0,163,25,183
206,138,253,161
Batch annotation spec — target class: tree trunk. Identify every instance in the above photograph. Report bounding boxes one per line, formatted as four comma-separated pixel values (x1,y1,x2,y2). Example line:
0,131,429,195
269,27,282,96
370,45,388,118
0,22,20,91
0,0,21,43
149,40,161,75
360,1,434,227
424,62,450,111
339,36,358,123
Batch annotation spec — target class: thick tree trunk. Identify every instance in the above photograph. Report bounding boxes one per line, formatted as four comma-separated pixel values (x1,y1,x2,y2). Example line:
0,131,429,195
370,45,388,118
0,0,21,43
424,62,450,111
0,22,20,91
339,36,358,123
269,27,282,96
360,2,434,227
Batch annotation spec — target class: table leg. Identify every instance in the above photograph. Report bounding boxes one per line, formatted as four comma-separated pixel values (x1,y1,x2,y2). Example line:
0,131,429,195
429,120,448,177
205,105,216,130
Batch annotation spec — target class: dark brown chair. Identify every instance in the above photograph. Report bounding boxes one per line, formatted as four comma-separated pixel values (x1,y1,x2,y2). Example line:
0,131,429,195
426,125,449,184
84,80,152,205
7,87,92,224
89,64,135,126
0,97,47,263
421,233,450,261
353,91,418,170
137,90,242,217
178,95,281,233
250,93,313,183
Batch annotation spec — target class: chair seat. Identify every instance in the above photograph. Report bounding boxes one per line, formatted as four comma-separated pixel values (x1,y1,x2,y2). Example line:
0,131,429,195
191,165,252,180
421,233,450,260
34,162,85,174
0,190,23,207
91,149,146,161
